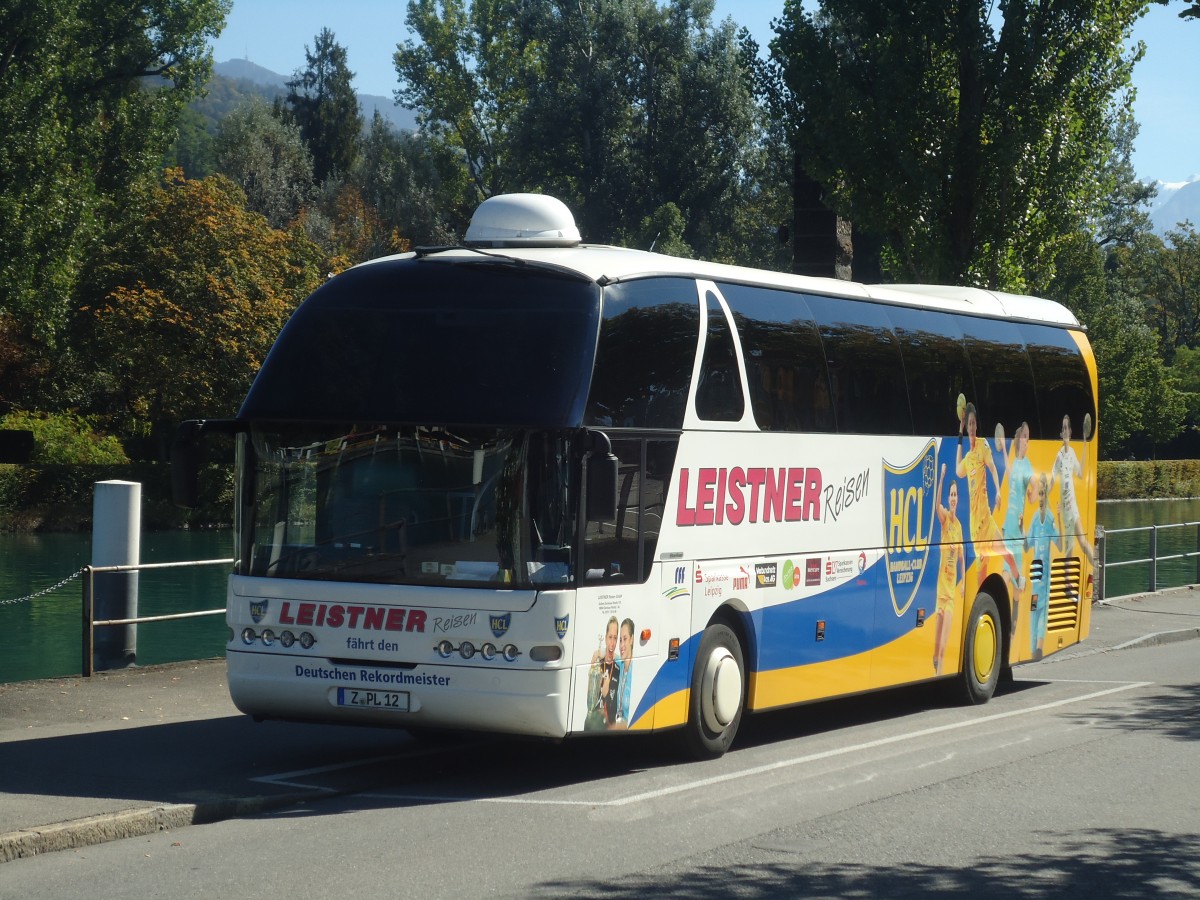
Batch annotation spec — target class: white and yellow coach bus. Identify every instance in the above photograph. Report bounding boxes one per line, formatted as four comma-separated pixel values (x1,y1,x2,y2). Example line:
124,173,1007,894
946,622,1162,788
174,194,1098,758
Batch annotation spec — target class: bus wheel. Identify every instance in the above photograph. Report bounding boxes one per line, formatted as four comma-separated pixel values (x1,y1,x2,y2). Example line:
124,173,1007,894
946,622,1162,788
681,624,745,760
957,592,1001,705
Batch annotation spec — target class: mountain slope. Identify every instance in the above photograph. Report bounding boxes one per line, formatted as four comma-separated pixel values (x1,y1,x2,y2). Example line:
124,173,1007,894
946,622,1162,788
212,59,417,133
1150,177,1200,234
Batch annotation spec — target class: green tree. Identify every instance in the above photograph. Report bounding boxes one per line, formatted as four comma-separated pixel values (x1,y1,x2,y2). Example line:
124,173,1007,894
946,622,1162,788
286,28,364,183
395,0,773,263
1120,226,1200,359
216,97,315,228
76,170,326,450
353,112,464,247
1049,231,1185,457
768,0,1149,289
395,0,534,208
1092,114,1157,251
0,0,229,356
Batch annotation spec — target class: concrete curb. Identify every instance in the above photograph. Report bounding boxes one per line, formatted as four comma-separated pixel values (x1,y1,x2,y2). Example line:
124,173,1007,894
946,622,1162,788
1111,627,1200,652
0,791,326,864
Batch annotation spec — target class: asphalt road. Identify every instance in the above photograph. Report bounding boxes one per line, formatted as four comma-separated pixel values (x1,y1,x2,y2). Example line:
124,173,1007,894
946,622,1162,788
2,629,1197,899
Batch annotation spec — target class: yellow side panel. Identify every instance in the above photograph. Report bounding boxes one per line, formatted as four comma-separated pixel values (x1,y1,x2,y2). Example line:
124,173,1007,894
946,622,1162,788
629,689,689,731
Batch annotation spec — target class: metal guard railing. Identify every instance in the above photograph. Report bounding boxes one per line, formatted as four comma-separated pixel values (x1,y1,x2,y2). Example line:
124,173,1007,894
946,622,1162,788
83,558,233,676
1095,521,1200,603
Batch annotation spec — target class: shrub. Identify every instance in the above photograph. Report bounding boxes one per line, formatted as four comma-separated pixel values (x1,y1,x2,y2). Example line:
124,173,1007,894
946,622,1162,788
0,410,129,465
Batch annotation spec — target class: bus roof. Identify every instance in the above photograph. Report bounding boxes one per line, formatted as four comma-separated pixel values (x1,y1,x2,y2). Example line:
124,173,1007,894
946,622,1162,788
359,244,1081,329
356,194,1081,329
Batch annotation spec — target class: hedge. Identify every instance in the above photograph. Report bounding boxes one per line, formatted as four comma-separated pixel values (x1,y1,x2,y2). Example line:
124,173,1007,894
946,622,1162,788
1097,459,1200,501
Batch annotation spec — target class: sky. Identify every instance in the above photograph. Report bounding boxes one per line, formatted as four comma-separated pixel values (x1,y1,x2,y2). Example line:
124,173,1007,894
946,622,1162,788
210,0,1199,185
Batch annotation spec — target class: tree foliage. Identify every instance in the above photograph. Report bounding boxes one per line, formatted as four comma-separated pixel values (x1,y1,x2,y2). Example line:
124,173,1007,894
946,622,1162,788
286,28,364,183
1047,232,1186,457
77,170,326,444
353,112,464,247
768,0,1150,289
0,0,229,349
216,96,315,228
395,0,779,264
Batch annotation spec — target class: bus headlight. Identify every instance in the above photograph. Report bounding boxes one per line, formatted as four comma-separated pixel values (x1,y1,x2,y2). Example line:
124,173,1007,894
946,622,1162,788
241,627,256,645
503,644,522,662
480,642,497,660
280,631,296,648
260,629,276,646
459,641,476,659
298,632,316,649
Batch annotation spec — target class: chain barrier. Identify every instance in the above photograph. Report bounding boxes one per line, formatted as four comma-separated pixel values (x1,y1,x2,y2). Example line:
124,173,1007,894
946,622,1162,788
1,566,87,606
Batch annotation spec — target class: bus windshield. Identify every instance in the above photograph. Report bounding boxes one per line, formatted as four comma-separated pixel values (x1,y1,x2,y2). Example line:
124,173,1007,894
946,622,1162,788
238,425,577,589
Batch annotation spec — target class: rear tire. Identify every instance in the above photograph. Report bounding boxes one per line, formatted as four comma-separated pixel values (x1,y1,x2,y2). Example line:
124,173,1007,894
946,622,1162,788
680,623,745,760
957,592,1002,705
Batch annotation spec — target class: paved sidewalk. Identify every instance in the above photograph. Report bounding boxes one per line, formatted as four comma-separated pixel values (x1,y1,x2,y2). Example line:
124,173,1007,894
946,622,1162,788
1,588,1197,863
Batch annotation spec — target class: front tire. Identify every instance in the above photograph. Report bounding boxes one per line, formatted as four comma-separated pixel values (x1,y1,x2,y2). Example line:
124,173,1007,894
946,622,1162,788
957,591,1002,705
680,623,745,759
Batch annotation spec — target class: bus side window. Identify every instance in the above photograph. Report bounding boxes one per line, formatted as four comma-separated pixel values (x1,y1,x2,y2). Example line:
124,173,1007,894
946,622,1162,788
806,294,913,435
695,292,746,421
582,438,678,583
1021,324,1096,441
585,279,700,429
719,282,835,433
888,306,974,436
958,317,1038,438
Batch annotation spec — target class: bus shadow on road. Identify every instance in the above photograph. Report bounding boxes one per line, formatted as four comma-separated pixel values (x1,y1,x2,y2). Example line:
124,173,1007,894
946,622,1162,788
734,676,1042,752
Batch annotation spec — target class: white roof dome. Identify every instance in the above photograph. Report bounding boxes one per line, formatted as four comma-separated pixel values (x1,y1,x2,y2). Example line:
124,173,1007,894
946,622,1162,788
464,193,582,247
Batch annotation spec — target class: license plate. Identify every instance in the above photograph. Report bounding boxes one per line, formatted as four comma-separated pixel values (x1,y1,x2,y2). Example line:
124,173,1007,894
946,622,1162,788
336,687,410,711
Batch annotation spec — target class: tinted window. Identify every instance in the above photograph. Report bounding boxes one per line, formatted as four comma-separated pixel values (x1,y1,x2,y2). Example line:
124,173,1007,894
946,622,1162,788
1022,324,1096,442
719,283,835,432
241,258,602,427
695,290,746,421
888,306,975,437
586,279,700,429
806,294,912,435
583,437,678,583
957,317,1038,440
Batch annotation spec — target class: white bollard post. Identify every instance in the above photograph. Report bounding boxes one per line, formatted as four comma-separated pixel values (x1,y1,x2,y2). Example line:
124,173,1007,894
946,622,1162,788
91,480,141,670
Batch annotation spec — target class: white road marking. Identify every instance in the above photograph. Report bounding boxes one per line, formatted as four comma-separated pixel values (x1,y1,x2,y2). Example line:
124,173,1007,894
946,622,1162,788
253,680,1153,804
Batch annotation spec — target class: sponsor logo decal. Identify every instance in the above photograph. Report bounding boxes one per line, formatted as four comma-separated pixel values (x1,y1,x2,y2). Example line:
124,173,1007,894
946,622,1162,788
489,612,512,638
780,559,802,590
733,566,750,591
754,562,777,588
249,599,268,625
699,566,731,598
804,557,822,587
555,614,570,640
883,440,937,616
824,556,855,583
